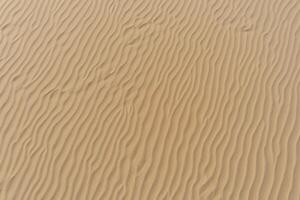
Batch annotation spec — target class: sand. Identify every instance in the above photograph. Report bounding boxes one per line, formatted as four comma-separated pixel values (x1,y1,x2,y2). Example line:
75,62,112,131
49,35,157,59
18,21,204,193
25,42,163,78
0,0,300,199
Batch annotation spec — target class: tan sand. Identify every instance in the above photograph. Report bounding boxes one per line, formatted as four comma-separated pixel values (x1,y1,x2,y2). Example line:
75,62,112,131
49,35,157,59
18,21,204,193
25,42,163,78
0,0,300,199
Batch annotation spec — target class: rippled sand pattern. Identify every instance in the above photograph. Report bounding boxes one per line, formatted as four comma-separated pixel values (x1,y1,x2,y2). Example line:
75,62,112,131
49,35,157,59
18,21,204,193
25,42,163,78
1,0,300,199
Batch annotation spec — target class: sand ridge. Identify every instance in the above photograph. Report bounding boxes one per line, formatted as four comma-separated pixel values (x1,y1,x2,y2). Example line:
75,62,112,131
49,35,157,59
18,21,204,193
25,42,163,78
0,0,300,199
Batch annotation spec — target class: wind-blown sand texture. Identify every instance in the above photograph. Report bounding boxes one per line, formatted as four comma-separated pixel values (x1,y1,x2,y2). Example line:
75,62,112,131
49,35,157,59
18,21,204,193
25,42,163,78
0,0,300,199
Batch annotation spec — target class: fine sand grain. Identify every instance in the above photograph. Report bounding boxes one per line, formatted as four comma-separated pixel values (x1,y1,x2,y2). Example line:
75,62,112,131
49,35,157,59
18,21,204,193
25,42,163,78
0,0,300,199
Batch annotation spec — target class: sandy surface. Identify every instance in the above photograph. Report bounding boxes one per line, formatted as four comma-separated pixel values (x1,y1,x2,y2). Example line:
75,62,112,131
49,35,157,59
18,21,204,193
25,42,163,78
0,0,300,199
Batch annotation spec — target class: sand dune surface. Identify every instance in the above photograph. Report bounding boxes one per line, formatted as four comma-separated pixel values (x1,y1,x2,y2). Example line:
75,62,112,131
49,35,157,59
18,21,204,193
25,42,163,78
0,0,300,199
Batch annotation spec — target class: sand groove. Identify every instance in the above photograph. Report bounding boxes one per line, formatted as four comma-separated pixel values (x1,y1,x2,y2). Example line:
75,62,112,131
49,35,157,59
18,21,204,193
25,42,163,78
0,0,300,199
